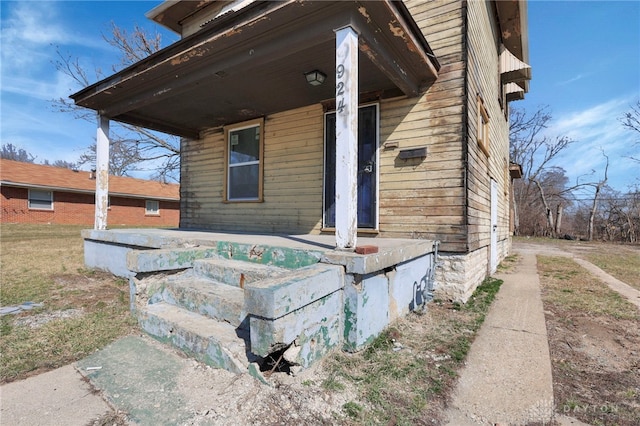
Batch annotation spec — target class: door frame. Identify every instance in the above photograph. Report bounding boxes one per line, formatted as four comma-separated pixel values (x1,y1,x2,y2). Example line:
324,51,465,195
490,178,498,273
322,103,380,231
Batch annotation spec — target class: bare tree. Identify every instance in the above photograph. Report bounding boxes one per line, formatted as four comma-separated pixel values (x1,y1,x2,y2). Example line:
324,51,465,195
52,22,180,181
1,143,36,163
509,106,575,236
42,159,79,169
621,101,640,163
586,152,609,241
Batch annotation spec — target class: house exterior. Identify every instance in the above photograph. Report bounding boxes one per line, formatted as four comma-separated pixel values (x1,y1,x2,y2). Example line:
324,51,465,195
67,0,530,375
0,159,180,227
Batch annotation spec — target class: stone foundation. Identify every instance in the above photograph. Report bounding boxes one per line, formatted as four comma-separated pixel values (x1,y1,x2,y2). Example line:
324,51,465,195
435,238,511,303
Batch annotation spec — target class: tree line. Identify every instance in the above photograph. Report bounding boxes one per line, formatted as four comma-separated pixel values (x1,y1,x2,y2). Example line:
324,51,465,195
510,102,639,243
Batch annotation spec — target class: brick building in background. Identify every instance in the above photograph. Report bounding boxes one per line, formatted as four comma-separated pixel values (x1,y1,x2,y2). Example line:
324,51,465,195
1,159,179,227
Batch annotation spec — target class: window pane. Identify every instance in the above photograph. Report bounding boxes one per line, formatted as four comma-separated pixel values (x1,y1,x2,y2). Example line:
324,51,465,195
29,199,52,209
145,200,159,214
229,126,260,164
229,164,259,199
28,190,52,209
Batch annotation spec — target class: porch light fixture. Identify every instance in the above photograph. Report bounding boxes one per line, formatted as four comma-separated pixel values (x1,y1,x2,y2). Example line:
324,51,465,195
305,70,326,86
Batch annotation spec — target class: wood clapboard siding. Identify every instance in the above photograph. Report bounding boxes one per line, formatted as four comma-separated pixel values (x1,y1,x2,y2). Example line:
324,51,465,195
465,0,512,251
378,0,467,251
180,104,325,234
180,0,515,255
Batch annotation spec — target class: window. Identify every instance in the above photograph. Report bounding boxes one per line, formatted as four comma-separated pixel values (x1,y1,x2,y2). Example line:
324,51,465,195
224,118,264,201
477,96,490,157
28,189,53,210
145,200,160,215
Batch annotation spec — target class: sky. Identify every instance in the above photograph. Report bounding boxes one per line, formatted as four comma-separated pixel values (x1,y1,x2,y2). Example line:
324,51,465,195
1,0,639,191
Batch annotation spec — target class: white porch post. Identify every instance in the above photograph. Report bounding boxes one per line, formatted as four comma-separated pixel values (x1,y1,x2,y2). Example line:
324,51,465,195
95,115,110,230
334,26,359,250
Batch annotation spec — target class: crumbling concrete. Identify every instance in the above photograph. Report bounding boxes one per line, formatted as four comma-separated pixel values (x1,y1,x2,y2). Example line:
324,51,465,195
82,229,441,377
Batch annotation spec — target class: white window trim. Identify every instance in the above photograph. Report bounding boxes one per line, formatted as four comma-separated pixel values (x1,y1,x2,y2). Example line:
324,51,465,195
224,118,264,202
28,189,53,210
145,199,160,215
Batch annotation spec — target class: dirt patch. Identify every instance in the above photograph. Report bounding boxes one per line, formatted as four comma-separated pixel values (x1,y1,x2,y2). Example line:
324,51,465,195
539,254,640,425
545,310,640,424
13,308,85,328
176,363,348,425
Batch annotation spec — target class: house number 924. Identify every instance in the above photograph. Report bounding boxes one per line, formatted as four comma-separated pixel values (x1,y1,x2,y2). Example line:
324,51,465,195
336,64,345,114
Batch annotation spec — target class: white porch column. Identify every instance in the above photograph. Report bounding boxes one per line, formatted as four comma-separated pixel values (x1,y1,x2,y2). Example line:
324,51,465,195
334,26,359,250
95,115,110,230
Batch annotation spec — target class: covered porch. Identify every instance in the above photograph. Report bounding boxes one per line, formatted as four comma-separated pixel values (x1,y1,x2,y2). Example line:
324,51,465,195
72,0,441,375
71,0,439,250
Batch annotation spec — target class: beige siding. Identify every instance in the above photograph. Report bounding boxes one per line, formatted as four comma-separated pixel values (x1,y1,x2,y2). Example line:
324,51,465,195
465,0,512,252
380,0,467,251
181,104,325,234
180,0,515,256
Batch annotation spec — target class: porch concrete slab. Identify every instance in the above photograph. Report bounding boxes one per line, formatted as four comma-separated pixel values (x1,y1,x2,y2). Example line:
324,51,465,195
83,228,434,262
0,364,112,426
444,250,554,425
322,239,436,274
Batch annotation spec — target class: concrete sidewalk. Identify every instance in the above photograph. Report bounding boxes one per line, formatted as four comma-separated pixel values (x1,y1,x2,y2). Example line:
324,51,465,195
0,364,113,426
444,249,556,425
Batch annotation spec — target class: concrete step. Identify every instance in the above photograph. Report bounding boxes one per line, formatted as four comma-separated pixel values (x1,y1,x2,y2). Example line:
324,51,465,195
150,272,246,329
193,257,287,288
139,302,265,381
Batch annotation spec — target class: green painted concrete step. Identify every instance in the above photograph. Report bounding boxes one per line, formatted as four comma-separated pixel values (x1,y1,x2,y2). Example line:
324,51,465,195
139,302,262,379
193,257,288,288
152,272,246,329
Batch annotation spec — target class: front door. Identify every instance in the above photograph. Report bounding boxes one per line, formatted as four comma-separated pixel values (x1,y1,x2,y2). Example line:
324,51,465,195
324,104,378,229
490,178,498,273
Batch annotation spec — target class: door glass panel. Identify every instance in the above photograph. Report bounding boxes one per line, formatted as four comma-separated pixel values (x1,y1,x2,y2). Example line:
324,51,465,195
324,105,377,228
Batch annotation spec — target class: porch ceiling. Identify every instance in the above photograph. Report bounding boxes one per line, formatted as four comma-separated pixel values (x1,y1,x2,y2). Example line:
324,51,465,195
70,1,439,139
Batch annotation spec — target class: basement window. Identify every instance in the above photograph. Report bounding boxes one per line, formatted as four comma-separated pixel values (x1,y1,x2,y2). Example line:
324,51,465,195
224,118,264,202
28,189,53,210
477,96,490,157
145,200,160,215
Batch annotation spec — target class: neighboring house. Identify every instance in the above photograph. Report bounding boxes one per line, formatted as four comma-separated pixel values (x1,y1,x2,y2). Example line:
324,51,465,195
68,0,531,375
0,159,180,227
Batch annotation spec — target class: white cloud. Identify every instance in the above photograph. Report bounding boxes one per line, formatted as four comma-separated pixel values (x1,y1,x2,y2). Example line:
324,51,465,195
0,2,104,72
545,95,640,190
2,70,78,101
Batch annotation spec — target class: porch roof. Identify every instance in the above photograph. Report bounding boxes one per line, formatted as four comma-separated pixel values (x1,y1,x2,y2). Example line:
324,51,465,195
70,0,440,139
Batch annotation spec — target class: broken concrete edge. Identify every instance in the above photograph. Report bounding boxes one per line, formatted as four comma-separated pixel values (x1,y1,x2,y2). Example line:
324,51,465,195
244,263,345,319
106,237,326,273
193,257,288,287
249,290,343,367
138,306,251,376
127,247,220,272
321,239,436,274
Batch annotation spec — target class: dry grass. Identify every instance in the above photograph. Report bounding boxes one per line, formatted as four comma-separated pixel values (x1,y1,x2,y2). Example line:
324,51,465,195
538,255,640,425
321,277,503,425
0,224,136,383
538,256,638,320
582,247,640,291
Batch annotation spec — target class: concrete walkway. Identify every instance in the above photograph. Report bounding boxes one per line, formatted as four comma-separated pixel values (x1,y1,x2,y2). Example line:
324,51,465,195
444,249,555,425
0,364,113,426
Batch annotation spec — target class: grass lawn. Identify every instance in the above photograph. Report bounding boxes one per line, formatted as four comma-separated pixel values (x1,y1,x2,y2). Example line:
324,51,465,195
1,224,136,383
